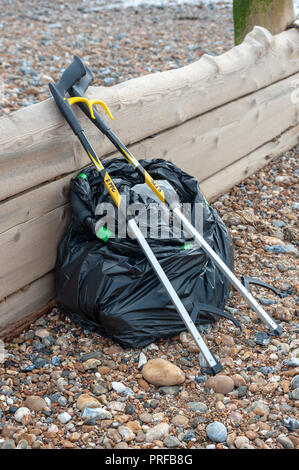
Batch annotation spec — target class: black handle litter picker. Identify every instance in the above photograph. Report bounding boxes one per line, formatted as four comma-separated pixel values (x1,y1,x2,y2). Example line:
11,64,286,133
49,62,223,375
60,56,283,339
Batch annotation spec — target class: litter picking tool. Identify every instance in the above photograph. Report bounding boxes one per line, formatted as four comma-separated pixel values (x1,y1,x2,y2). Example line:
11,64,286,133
49,60,223,375
62,56,283,338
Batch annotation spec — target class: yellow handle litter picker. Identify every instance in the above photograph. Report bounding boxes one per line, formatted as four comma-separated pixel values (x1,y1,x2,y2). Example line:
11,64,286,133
62,56,282,341
49,57,223,375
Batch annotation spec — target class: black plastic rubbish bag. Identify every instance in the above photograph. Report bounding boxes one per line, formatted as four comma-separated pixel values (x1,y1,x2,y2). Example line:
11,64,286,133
55,158,235,348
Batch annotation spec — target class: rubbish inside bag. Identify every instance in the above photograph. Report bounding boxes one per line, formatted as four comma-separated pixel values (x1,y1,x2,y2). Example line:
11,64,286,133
55,158,235,348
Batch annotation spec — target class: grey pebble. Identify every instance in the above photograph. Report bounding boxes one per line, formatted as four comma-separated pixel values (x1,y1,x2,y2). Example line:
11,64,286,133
254,331,270,346
103,77,114,86
290,388,299,400
277,263,288,273
0,439,15,449
150,399,159,409
277,436,294,449
51,356,61,366
57,412,72,424
281,417,299,432
79,351,103,362
163,435,181,448
187,402,208,413
160,386,180,396
290,375,299,390
258,298,277,306
125,403,135,415
259,366,275,376
195,375,207,384
33,357,49,368
50,392,62,403
42,336,55,347
238,386,247,398
182,431,196,442
57,396,68,406
206,422,227,443
264,245,287,253
272,220,286,228
283,357,299,368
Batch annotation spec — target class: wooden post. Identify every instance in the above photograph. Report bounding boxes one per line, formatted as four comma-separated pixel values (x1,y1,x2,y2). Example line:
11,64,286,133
233,0,296,44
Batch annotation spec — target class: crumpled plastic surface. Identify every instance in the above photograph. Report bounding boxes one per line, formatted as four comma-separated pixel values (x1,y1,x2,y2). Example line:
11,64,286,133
55,158,234,347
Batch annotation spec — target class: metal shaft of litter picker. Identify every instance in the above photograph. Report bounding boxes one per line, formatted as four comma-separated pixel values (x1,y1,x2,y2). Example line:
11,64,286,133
172,208,282,335
129,218,221,374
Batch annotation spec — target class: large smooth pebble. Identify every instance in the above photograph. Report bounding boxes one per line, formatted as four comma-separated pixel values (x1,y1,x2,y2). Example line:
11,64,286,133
205,375,234,394
76,394,101,410
142,358,185,386
24,396,47,411
206,422,227,443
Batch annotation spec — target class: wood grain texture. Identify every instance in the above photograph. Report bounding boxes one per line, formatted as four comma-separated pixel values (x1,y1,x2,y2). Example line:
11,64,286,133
0,205,71,299
123,73,299,181
0,272,54,340
0,175,72,234
0,27,298,201
200,124,299,201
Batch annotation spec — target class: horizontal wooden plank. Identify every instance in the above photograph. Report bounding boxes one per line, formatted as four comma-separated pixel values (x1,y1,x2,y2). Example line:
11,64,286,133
200,124,299,201
0,175,73,235
0,27,298,201
0,205,71,299
0,272,54,341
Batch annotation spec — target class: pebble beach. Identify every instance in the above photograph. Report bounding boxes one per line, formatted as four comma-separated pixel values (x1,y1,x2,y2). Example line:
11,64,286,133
0,0,298,451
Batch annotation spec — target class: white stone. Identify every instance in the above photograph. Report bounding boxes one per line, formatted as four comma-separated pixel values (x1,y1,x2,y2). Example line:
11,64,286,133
269,375,281,383
152,412,165,423
44,397,51,407
112,382,127,393
57,412,72,424
14,407,31,423
118,426,136,442
107,401,126,412
146,343,159,351
82,407,112,420
48,424,59,433
138,352,147,369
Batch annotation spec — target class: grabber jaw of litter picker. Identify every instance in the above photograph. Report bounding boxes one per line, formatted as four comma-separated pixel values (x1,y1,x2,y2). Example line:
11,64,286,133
69,56,93,96
202,354,224,376
269,325,283,337
55,55,86,96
